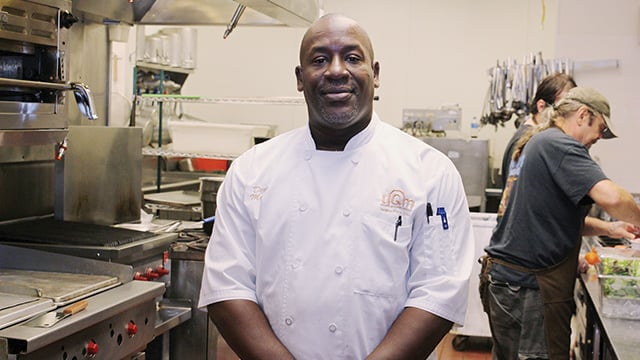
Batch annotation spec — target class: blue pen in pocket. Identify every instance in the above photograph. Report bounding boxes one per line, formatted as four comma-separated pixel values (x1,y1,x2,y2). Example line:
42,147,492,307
436,207,448,230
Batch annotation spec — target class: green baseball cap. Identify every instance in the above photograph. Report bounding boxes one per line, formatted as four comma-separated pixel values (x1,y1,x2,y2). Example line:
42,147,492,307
562,87,616,139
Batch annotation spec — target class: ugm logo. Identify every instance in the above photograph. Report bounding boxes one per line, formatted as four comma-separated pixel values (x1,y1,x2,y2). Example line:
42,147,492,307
381,189,415,212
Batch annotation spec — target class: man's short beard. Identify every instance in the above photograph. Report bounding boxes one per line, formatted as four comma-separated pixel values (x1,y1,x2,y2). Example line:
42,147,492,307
319,105,359,128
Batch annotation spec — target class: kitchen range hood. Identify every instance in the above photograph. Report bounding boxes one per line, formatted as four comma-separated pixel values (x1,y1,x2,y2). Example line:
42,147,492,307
73,0,320,27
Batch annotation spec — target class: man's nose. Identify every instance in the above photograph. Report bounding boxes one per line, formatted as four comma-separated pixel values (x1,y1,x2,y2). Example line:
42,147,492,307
327,57,348,77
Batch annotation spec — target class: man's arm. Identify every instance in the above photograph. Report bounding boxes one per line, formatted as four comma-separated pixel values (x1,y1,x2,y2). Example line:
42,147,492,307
589,179,640,227
583,216,639,239
208,300,295,360
366,307,452,360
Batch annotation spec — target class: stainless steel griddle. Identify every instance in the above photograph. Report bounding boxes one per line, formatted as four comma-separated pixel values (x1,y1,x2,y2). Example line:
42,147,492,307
0,244,189,359
0,218,177,264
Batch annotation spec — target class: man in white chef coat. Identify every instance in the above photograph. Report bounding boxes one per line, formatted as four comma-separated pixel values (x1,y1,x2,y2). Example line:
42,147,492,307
198,13,475,359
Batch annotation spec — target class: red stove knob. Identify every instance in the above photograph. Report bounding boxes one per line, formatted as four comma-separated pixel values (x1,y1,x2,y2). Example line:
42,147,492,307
133,272,149,281
156,265,170,276
86,339,99,355
127,321,138,336
145,268,161,279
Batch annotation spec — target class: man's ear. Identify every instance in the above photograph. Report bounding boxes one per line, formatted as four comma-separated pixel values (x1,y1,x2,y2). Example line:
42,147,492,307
576,106,590,126
295,66,304,92
373,61,380,88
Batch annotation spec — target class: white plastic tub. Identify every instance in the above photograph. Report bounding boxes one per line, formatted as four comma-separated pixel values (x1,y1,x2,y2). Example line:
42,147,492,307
168,121,256,156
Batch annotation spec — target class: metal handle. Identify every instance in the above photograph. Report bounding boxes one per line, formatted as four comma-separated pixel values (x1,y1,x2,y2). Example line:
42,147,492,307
70,82,99,120
0,77,72,90
223,4,246,39
62,299,89,315
0,77,98,120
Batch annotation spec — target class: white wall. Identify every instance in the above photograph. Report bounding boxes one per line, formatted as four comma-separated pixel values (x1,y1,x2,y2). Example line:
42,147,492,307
138,0,639,192
555,0,640,193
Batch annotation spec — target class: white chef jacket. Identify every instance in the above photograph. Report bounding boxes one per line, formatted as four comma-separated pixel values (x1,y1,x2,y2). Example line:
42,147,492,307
198,114,474,359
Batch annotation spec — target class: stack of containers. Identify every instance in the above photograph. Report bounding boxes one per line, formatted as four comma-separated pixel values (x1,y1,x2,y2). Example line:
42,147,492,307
138,26,197,69
597,247,640,319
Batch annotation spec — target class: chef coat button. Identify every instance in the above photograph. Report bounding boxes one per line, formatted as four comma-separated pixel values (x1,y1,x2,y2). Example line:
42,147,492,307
342,209,350,217
285,317,293,326
334,266,344,274
328,323,337,332
351,158,359,165
304,152,312,160
299,203,308,212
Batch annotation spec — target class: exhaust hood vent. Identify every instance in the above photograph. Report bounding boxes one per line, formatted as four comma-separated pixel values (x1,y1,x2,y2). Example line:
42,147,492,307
73,0,319,27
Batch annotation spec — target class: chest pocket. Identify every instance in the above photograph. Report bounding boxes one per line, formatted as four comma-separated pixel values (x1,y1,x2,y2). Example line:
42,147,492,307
424,208,453,266
353,214,412,298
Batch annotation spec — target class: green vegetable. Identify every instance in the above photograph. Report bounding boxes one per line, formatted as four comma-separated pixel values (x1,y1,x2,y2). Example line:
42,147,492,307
600,257,640,276
602,277,640,299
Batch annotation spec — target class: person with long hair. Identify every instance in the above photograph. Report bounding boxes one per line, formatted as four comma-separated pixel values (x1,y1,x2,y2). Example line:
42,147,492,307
481,87,640,359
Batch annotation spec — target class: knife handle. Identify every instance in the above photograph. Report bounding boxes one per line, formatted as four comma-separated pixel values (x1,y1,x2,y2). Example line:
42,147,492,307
63,300,88,315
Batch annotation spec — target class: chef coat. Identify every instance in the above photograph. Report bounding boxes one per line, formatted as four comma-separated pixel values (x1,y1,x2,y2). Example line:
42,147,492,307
198,114,475,359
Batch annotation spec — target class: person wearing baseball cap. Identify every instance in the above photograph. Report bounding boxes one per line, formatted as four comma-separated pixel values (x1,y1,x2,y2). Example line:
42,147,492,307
561,86,617,139
481,87,640,359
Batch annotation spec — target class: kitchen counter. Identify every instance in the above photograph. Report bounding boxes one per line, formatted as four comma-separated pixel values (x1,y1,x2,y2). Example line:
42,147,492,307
576,237,640,359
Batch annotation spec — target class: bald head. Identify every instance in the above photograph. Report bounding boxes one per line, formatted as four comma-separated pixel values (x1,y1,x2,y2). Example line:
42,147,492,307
299,13,375,64
294,12,380,149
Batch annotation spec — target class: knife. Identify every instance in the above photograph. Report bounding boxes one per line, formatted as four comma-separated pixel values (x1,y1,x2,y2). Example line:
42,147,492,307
24,299,88,328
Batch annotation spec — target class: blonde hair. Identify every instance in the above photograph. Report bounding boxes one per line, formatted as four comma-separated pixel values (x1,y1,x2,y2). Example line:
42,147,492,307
512,100,584,161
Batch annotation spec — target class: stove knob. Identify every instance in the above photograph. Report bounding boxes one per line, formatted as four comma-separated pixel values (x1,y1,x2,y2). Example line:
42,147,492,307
145,268,161,279
133,272,149,281
127,321,138,337
86,339,99,356
58,11,78,29
156,265,170,276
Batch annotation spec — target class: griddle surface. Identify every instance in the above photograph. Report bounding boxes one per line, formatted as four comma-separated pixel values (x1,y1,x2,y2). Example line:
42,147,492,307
0,218,156,247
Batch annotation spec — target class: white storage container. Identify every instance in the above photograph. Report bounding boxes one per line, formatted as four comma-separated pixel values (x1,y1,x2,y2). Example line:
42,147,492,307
168,121,256,156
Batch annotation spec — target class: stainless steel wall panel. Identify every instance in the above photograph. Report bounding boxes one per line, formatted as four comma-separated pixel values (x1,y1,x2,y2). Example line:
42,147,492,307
55,126,142,225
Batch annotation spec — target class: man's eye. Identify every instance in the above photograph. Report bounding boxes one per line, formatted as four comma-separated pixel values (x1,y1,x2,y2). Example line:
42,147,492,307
346,55,361,63
312,57,327,65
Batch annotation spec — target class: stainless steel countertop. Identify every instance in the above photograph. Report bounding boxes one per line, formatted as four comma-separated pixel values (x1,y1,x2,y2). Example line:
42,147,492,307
0,281,165,354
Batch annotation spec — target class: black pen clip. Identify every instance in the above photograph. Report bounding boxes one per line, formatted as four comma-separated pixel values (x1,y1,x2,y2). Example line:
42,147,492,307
426,202,433,224
394,215,402,241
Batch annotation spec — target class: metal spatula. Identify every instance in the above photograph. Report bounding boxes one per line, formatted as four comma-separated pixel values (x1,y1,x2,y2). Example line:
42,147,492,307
24,300,88,328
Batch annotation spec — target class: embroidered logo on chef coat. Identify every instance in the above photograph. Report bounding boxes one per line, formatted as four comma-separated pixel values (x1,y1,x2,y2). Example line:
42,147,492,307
380,189,414,213
250,186,267,200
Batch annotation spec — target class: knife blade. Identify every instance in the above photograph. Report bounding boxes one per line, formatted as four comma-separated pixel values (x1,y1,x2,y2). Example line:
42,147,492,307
24,299,88,328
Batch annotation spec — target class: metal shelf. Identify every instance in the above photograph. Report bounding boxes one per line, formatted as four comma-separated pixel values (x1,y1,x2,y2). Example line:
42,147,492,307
135,62,194,74
136,94,305,105
142,147,238,160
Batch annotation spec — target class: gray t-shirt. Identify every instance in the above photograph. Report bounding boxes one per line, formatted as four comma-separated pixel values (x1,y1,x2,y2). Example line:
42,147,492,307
500,122,532,189
487,127,607,287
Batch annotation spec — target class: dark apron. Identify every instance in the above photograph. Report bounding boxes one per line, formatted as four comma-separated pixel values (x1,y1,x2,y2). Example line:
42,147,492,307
479,240,581,360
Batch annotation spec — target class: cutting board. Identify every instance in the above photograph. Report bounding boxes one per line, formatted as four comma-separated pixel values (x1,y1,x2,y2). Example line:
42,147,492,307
0,269,119,305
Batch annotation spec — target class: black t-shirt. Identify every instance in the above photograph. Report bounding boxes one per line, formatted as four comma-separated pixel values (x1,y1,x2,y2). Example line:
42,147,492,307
487,127,607,287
